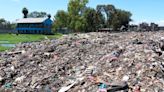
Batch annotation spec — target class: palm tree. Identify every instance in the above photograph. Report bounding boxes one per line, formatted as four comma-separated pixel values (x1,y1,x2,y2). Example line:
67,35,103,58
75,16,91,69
22,7,28,18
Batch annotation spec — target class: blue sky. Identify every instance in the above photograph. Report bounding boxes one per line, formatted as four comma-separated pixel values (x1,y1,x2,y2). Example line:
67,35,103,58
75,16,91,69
0,0,164,25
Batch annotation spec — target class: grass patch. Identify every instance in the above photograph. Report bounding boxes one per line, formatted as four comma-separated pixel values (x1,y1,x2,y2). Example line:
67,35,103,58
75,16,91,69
0,33,62,44
0,46,12,52
46,33,63,39
0,33,63,51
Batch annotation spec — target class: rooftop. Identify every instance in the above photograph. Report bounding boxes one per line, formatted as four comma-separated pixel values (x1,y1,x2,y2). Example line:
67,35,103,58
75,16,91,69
15,18,47,23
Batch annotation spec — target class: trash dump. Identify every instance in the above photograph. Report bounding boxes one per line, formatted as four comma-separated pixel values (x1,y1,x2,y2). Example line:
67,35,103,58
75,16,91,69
0,31,164,92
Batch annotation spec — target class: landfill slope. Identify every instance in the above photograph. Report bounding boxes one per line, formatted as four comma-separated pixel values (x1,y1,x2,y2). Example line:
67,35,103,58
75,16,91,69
0,31,164,92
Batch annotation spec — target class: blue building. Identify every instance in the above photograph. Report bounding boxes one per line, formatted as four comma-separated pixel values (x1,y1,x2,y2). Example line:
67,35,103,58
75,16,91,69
15,17,53,34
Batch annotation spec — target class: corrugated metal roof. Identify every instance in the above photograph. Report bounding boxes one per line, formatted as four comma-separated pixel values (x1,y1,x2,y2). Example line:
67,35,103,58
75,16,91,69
16,18,47,23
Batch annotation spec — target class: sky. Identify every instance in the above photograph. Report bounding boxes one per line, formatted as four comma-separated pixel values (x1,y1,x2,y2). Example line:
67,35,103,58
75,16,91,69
0,0,164,26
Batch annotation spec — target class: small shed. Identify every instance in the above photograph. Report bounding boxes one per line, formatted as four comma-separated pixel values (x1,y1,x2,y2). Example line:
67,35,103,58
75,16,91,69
15,17,53,34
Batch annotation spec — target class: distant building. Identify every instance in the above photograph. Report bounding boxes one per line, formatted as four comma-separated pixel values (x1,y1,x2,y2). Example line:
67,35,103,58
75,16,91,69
139,22,150,31
128,24,138,31
150,22,158,31
15,17,53,34
159,26,164,31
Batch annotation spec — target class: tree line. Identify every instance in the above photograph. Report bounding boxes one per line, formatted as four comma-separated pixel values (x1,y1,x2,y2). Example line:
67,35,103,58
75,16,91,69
53,0,132,32
0,18,15,30
1,0,132,33
22,7,48,18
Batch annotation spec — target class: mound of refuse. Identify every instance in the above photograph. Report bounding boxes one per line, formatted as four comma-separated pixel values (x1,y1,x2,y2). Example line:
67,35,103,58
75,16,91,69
0,32,164,92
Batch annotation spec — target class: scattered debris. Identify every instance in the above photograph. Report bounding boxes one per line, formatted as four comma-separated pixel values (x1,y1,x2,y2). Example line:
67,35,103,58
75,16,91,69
132,39,143,44
58,81,77,92
0,31,164,91
98,83,107,92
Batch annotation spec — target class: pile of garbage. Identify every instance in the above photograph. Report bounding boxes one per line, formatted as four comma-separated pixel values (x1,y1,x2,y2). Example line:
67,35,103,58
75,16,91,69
0,31,164,92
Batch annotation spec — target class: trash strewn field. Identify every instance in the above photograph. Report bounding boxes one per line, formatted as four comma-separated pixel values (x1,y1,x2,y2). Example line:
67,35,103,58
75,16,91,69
0,31,164,92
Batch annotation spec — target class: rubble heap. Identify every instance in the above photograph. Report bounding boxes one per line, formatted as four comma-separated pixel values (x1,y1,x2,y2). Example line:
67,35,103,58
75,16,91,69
0,31,164,92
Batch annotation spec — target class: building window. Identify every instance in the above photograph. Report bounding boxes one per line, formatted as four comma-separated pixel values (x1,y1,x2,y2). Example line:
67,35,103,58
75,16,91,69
39,30,40,34
34,30,37,34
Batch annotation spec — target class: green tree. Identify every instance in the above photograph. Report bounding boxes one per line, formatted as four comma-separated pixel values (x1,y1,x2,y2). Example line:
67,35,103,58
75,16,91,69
83,8,104,32
53,10,69,31
118,9,132,27
68,0,88,16
10,23,16,29
74,16,86,32
53,0,89,32
96,5,107,27
0,18,15,29
22,7,28,18
28,11,47,18
96,4,132,31
110,9,132,30
68,0,88,32
0,18,6,24
96,4,116,28
96,11,106,28
105,5,116,27
53,1,132,33
0,18,6,28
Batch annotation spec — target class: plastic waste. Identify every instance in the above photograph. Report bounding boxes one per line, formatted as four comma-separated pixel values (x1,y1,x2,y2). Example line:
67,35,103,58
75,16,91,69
4,83,12,89
98,83,107,92
58,81,77,92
